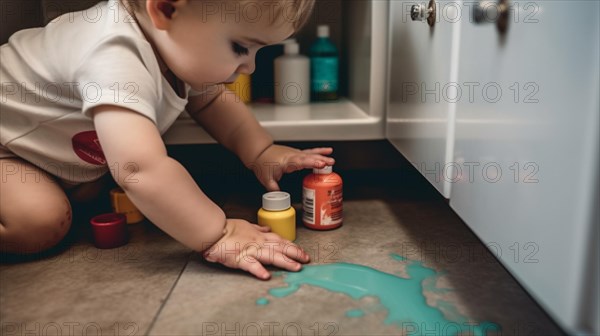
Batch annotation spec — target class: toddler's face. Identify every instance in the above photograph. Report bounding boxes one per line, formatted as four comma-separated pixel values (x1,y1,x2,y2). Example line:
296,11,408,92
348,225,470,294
153,1,294,91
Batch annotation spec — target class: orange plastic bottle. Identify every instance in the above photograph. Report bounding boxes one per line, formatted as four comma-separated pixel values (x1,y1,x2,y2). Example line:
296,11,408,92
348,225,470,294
302,166,343,230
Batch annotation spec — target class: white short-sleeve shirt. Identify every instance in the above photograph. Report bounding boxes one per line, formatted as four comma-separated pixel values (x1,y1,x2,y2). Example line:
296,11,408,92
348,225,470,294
0,0,198,183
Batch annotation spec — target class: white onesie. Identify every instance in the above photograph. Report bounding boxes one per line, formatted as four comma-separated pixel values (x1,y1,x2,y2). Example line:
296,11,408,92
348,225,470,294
0,0,196,183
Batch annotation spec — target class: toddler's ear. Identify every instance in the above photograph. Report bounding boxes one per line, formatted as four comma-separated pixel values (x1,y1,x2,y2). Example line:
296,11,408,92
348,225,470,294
158,1,175,19
147,0,183,30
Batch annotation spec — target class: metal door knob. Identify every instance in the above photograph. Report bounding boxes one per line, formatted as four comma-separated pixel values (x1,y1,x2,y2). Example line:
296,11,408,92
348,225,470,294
473,0,510,34
410,0,436,27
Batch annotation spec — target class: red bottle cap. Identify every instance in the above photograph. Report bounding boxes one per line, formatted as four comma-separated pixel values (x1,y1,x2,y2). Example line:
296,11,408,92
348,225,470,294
90,213,128,249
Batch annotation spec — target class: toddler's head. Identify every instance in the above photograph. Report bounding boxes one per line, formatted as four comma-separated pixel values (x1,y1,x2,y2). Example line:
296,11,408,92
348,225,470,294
122,0,314,90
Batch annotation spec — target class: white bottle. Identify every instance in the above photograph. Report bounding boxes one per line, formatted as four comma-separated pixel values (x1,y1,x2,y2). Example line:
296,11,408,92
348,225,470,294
274,42,310,105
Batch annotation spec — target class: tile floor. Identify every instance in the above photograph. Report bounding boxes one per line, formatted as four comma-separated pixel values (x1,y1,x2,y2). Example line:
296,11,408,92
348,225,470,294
0,146,564,336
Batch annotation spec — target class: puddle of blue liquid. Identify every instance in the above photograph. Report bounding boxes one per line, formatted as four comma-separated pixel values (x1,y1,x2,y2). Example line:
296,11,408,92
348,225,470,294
261,254,500,336
345,309,365,318
256,297,269,305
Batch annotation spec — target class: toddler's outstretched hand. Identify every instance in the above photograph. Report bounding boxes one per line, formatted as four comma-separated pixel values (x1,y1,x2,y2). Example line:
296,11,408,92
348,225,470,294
203,219,310,280
252,144,335,191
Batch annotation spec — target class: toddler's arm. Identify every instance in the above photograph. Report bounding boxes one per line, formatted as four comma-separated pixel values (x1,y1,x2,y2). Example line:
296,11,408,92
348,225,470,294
187,86,335,190
186,85,272,167
92,105,228,251
92,104,309,279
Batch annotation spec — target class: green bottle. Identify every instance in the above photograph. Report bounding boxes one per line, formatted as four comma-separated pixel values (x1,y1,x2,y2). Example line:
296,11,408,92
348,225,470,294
310,25,338,101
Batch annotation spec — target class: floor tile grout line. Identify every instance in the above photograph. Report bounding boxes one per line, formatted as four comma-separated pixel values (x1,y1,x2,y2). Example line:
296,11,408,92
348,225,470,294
145,251,194,335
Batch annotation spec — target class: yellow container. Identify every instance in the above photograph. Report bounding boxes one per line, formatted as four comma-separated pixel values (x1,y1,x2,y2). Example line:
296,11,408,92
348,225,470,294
110,188,144,224
257,192,296,241
225,74,252,103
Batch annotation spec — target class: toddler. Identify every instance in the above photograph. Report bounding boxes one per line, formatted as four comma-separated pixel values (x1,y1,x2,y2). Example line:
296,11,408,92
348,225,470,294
0,0,333,280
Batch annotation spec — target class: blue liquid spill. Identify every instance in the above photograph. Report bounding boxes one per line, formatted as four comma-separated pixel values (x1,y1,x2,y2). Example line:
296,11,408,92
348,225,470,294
256,297,269,305
391,254,408,262
345,309,365,318
265,254,500,336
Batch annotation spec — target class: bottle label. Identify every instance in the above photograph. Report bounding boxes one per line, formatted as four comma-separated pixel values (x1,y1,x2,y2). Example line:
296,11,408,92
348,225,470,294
311,57,338,93
302,187,315,225
324,186,343,226
303,185,343,226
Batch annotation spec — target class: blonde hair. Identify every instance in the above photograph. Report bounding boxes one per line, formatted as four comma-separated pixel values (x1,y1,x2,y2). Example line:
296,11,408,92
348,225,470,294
122,0,315,31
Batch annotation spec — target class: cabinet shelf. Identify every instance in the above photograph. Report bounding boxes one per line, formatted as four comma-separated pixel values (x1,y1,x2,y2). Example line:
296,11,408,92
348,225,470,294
163,98,384,144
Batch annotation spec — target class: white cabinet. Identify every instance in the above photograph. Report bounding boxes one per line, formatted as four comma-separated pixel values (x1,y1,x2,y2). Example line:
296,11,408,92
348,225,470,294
387,0,599,334
450,1,598,334
386,0,461,198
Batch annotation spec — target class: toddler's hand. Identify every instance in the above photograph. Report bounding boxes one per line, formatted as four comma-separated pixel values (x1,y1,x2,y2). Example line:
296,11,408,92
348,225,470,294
202,219,310,280
252,144,335,191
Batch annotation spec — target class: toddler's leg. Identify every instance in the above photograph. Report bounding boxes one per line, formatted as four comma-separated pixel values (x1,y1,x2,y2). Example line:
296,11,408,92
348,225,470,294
0,158,72,254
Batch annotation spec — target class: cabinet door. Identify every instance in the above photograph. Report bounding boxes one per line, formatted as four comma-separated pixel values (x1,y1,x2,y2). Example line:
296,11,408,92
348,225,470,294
387,0,461,198
450,1,599,333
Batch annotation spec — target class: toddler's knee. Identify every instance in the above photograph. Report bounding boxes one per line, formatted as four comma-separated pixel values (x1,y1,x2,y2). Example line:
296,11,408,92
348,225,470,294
3,198,72,254
35,199,72,239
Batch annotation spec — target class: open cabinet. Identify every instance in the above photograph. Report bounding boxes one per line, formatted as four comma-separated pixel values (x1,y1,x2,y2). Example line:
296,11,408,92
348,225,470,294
164,0,390,143
386,0,460,199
